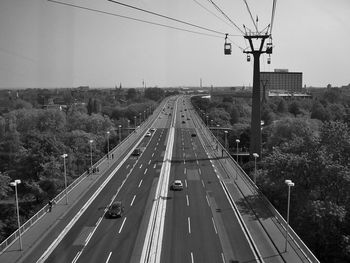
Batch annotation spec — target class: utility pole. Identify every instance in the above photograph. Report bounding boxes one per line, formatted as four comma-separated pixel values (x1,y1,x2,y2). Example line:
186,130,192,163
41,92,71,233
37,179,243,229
243,34,270,159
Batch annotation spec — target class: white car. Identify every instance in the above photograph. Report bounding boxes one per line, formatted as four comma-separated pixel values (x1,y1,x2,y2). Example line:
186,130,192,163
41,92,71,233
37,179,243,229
145,132,151,137
171,180,183,191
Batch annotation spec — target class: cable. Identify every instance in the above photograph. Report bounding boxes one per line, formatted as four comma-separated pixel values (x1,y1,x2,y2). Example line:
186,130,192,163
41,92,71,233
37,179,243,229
270,0,277,35
107,0,227,36
206,0,245,35
191,0,235,29
243,0,258,33
47,0,223,39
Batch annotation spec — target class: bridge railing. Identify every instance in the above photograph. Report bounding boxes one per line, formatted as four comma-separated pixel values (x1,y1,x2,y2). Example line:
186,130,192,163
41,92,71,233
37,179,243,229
192,103,320,263
0,99,167,255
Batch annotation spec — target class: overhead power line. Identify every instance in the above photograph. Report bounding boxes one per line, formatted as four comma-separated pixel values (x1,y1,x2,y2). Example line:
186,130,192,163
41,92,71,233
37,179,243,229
47,0,224,39
107,0,227,36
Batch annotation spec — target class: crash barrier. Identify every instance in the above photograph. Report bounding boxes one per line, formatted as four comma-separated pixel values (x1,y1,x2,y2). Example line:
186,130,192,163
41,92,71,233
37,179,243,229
0,99,167,254
192,106,320,263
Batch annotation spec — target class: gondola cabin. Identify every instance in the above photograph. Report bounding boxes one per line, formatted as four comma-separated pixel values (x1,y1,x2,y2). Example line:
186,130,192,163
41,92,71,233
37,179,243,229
224,43,232,55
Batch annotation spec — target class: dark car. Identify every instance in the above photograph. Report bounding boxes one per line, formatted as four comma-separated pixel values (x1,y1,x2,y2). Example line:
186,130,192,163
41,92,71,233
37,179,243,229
191,133,196,137
132,148,142,156
107,201,124,218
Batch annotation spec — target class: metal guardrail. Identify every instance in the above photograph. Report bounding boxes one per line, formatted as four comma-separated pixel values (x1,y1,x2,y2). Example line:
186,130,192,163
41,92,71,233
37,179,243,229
191,103,320,263
0,99,167,255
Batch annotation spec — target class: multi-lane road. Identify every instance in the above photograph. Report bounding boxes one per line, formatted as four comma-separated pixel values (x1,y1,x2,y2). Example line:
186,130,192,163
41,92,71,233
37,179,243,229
27,95,312,263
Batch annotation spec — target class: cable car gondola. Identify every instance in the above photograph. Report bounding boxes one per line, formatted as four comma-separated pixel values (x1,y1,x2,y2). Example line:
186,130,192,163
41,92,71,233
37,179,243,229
266,40,273,54
224,34,231,55
267,55,271,64
247,54,251,62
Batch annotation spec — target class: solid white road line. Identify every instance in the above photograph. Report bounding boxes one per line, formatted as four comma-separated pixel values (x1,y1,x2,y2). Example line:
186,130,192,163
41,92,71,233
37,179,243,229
206,195,210,207
212,217,218,234
221,253,225,263
191,252,194,263
130,195,136,206
118,217,127,234
188,217,191,234
85,232,93,245
106,252,112,263
186,195,189,206
72,251,81,263
144,168,148,175
138,179,143,188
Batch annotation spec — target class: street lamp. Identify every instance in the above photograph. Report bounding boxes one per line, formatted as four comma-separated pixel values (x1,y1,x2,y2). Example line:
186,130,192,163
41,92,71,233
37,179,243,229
139,113,142,125
134,116,136,129
89,139,94,173
224,130,228,150
106,131,110,160
285,179,295,252
236,139,240,163
253,153,259,184
10,179,22,251
118,125,122,144
206,115,209,126
127,119,130,135
61,154,68,205
143,110,146,121
216,124,220,150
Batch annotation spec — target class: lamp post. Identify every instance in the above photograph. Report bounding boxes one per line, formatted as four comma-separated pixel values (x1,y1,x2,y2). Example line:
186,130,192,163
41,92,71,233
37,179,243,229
10,179,22,251
253,153,259,184
224,130,228,150
134,116,136,129
89,139,93,173
106,131,110,160
139,113,142,126
127,120,130,135
236,139,240,163
216,124,220,150
206,115,209,126
285,179,295,252
143,110,146,121
61,154,68,205
118,125,122,144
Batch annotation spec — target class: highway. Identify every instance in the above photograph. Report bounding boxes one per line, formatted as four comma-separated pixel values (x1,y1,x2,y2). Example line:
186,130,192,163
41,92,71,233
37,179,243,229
31,95,300,263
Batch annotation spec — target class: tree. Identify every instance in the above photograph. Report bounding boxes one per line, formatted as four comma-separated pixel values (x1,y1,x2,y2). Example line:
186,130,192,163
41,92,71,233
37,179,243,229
288,101,302,116
276,99,287,113
145,87,164,101
311,101,332,122
126,88,137,101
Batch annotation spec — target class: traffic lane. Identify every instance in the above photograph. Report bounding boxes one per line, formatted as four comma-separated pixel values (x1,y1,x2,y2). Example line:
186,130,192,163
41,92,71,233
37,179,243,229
46,130,164,262
79,134,165,262
75,129,167,263
162,128,223,263
192,132,258,262
182,129,223,263
161,128,191,263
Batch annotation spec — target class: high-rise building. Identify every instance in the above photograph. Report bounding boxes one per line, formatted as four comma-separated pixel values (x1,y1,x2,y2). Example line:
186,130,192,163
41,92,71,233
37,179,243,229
260,69,302,93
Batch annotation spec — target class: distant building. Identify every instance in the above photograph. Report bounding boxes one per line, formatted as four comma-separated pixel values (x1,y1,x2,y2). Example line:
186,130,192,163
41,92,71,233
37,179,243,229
260,69,303,93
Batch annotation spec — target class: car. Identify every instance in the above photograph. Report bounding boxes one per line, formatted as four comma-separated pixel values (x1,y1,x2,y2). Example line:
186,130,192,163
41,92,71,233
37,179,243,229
171,180,183,190
182,120,185,124
181,114,184,117
132,148,142,156
107,201,124,218
150,128,156,132
145,132,151,137
187,118,190,120
191,133,196,137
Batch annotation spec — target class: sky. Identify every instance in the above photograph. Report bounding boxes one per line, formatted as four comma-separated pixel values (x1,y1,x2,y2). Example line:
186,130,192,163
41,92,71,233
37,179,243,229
0,0,349,89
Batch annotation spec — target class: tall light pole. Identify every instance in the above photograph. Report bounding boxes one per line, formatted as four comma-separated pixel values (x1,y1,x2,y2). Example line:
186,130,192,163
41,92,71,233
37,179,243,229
89,139,93,173
253,153,259,184
10,179,22,251
118,125,122,144
139,113,142,126
236,139,240,163
206,115,209,126
106,131,110,160
134,116,136,129
61,154,68,205
285,179,295,252
216,124,220,150
127,120,130,135
143,110,146,121
224,130,228,149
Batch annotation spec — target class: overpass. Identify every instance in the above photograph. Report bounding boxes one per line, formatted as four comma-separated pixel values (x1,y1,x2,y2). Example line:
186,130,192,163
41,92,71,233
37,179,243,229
0,95,319,263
